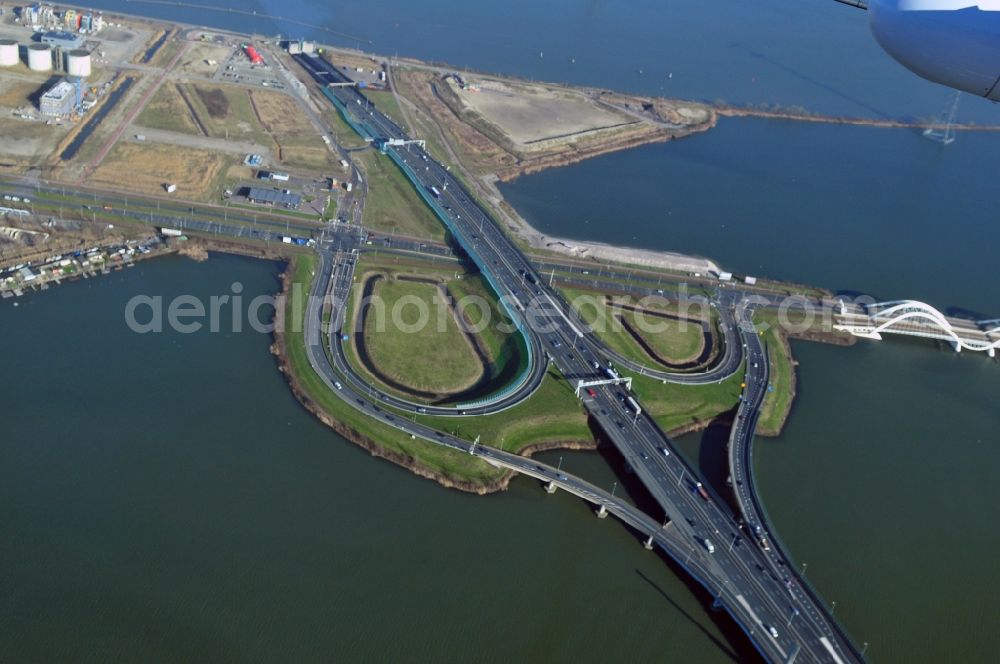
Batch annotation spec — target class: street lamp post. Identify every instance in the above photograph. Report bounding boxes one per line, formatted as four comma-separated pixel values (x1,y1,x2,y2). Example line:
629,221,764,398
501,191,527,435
801,562,808,579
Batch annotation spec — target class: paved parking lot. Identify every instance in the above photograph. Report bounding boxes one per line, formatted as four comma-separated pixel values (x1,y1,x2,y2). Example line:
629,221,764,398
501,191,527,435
213,43,284,90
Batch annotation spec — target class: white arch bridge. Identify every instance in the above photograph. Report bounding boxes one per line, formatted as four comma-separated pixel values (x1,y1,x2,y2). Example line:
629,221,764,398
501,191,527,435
834,300,1000,357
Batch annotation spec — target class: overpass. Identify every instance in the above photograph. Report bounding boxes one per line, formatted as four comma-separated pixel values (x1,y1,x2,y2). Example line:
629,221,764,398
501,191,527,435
835,300,1000,357
294,52,862,662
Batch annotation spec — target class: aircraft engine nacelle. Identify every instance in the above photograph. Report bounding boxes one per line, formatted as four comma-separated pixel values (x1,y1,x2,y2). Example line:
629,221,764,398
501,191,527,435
868,0,1000,99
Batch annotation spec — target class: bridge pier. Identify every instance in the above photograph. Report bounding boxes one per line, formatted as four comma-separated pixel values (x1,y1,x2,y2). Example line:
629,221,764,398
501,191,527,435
951,340,962,353
989,347,996,358
596,504,609,519
544,481,557,494
643,535,654,550
711,595,724,612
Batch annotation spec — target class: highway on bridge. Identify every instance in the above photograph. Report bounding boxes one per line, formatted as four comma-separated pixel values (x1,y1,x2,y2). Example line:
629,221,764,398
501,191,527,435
295,52,862,662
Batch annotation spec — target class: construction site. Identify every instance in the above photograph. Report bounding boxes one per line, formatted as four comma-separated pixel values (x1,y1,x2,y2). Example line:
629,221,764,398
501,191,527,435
0,3,353,217
0,2,726,270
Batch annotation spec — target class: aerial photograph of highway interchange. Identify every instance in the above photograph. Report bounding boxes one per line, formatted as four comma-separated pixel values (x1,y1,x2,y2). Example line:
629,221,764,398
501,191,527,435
0,0,998,662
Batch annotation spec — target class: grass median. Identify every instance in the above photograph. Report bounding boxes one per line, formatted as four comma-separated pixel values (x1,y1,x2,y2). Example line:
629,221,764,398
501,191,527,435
753,314,796,436
355,149,447,241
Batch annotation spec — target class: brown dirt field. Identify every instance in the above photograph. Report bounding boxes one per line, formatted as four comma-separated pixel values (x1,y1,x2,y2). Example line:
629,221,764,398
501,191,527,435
194,86,229,119
136,83,201,135
176,43,232,78
395,68,709,181
87,142,229,197
0,79,42,108
248,90,334,169
449,77,635,147
394,69,516,176
0,117,70,162
249,90,313,134
276,142,333,170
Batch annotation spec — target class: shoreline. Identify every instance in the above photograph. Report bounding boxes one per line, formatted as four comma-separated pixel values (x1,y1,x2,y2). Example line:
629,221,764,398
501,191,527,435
0,223,815,493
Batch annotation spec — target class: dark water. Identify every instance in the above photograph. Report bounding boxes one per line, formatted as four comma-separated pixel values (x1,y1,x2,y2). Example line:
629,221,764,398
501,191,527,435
499,118,999,314
0,256,747,662
752,341,1000,662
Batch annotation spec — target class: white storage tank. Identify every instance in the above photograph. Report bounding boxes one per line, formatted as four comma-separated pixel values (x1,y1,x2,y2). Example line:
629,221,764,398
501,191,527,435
0,39,18,67
65,49,91,77
27,43,52,72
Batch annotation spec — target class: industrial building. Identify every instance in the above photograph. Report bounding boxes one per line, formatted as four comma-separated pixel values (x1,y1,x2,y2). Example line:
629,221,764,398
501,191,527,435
39,79,76,116
65,49,91,77
26,43,52,71
246,187,301,209
41,30,83,49
0,39,17,67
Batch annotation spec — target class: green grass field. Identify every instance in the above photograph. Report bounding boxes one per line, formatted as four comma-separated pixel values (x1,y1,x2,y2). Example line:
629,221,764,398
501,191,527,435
355,150,448,241
417,367,592,454
365,91,408,129
446,273,525,373
625,365,744,434
620,309,705,363
363,278,484,394
755,324,795,436
561,286,708,368
345,253,527,402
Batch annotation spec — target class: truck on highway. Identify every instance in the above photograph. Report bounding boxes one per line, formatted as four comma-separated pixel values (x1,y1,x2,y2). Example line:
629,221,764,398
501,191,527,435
429,185,441,198
625,396,641,416
695,481,710,502
702,538,715,554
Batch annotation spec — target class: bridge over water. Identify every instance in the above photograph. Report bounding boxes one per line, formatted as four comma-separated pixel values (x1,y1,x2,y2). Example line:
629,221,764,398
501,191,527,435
835,300,1000,357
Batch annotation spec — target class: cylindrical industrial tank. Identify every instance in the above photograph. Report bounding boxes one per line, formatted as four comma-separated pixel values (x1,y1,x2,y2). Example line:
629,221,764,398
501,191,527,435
65,49,91,77
0,39,18,67
27,43,52,72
